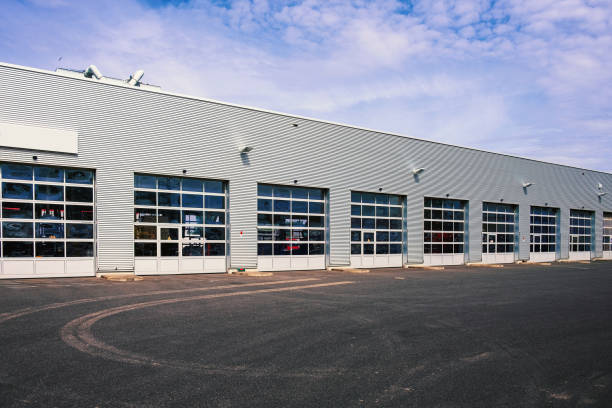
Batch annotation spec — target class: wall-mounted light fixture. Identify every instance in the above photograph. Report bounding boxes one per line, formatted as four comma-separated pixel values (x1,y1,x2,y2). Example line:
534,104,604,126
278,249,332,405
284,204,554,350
522,182,534,188
239,146,253,154
182,169,187,174
412,168,425,175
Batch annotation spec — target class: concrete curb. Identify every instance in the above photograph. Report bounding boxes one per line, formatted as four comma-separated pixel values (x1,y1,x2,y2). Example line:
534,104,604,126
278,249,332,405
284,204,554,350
326,267,370,274
97,273,143,282
404,264,445,270
466,263,504,268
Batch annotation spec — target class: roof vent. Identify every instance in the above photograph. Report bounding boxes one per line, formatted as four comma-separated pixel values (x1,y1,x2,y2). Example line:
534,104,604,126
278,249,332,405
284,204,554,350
83,65,103,80
127,69,144,86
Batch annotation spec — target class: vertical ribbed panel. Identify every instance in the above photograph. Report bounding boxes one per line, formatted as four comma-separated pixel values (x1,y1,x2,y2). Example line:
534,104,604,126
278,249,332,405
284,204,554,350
96,168,133,271
228,179,257,268
0,63,610,270
518,205,531,261
467,201,481,263
594,211,603,256
329,188,350,266
559,208,570,259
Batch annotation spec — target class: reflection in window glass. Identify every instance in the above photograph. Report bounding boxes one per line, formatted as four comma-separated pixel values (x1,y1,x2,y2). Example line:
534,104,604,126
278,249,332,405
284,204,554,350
3,222,33,238
35,167,63,182
2,182,33,200
182,194,203,208
2,164,32,180
35,184,64,201
65,169,94,184
182,179,202,192
158,177,180,191
134,174,156,189
134,191,156,206
158,209,180,224
159,192,180,207
205,195,224,209
66,224,94,239
204,181,224,193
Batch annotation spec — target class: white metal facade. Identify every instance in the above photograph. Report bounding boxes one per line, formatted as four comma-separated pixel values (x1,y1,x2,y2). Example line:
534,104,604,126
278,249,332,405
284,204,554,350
0,62,611,277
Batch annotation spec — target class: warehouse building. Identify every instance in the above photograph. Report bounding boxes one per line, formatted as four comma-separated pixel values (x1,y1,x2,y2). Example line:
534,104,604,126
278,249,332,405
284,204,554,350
0,62,610,279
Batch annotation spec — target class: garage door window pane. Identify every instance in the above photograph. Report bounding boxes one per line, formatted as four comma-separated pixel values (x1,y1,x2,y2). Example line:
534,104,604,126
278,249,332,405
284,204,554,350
135,174,156,189
67,242,94,257
66,205,94,221
3,222,33,238
206,243,225,256
3,182,32,200
158,209,180,224
66,169,93,184
205,211,225,225
161,243,179,256
204,181,224,193
36,242,64,257
2,164,32,180
35,184,64,201
66,187,93,203
182,243,203,256
35,167,63,182
182,179,203,192
158,177,180,191
66,224,94,239
205,196,225,209
3,202,33,219
134,243,156,257
36,223,64,238
135,208,156,223
3,241,33,257
159,192,181,207
135,226,156,240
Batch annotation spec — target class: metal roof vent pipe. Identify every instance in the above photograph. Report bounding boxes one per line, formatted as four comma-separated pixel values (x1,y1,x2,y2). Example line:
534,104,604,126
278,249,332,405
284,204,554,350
83,65,103,80
127,69,144,86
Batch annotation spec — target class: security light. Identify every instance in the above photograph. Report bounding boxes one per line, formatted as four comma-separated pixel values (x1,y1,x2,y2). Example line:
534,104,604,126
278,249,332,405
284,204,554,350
522,182,534,188
412,168,425,175
239,146,253,153
598,183,603,190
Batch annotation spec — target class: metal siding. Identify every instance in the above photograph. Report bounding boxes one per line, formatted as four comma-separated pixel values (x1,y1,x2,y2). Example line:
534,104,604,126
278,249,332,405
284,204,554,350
0,64,611,271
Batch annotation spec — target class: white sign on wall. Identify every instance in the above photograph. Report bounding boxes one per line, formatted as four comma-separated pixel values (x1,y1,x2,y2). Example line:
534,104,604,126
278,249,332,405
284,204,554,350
0,122,78,154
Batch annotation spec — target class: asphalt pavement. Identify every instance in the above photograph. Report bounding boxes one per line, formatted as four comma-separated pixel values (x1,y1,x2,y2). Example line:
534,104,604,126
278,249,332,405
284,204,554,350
1,261,611,407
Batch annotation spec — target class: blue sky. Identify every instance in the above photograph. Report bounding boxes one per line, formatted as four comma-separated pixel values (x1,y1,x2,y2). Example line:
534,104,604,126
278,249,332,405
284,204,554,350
1,0,611,172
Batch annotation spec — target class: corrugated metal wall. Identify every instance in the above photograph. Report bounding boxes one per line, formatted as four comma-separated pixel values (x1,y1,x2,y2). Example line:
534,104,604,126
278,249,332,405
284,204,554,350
0,63,611,271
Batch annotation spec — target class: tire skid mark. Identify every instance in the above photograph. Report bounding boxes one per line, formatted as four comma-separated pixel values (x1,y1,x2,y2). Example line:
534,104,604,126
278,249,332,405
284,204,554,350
61,281,355,377
0,278,319,324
